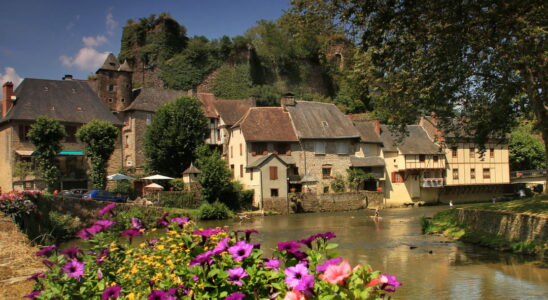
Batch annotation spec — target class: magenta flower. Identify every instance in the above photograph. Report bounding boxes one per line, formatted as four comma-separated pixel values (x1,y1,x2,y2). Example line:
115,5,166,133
62,259,85,278
225,292,246,300
121,229,143,238
228,240,254,261
380,273,401,292
35,245,56,257
285,263,314,291
212,237,231,255
77,228,93,240
169,217,189,227
316,232,336,241
227,267,249,286
95,219,116,230
98,202,116,215
23,290,41,299
86,224,104,235
299,235,317,249
316,257,343,272
156,213,170,227
277,241,300,253
189,250,215,267
193,227,226,237
264,259,280,271
148,290,175,300
234,229,259,242
26,272,45,281
42,259,55,268
59,247,83,259
102,286,121,300
131,217,144,229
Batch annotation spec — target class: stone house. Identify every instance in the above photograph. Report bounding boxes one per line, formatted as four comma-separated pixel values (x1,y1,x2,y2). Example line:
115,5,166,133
350,120,386,190
0,79,123,192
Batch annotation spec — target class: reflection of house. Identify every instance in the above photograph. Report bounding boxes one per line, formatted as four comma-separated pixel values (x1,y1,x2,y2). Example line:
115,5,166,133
0,78,123,191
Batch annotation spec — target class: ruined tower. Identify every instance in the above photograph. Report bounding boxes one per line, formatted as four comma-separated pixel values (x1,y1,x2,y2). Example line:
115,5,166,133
94,53,133,112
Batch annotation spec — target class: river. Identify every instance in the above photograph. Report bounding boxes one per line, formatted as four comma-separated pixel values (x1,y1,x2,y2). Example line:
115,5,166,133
200,206,547,300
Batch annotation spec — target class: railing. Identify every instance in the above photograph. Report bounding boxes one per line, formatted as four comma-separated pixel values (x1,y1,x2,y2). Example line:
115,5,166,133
510,169,546,179
422,178,444,188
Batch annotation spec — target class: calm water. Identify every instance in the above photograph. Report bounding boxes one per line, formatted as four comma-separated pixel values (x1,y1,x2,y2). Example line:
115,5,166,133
200,207,548,300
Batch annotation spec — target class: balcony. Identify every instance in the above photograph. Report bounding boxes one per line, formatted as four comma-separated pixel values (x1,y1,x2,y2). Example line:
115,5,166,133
422,178,444,188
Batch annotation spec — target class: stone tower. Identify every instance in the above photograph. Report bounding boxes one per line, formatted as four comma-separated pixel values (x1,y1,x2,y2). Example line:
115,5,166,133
95,53,133,112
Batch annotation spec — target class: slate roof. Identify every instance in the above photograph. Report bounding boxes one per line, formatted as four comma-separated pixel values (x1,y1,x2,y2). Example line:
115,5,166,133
124,88,186,112
350,156,385,167
247,153,288,169
0,78,122,126
353,121,383,144
213,99,253,126
97,53,120,71
182,163,201,174
235,107,298,142
379,125,441,154
286,101,361,139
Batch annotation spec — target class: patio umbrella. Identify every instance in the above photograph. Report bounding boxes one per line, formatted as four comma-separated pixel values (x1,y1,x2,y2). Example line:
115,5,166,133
142,174,174,180
107,173,135,181
144,183,164,190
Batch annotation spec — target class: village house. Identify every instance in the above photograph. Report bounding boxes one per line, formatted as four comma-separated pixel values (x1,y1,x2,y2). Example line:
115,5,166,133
350,120,386,190
0,78,123,192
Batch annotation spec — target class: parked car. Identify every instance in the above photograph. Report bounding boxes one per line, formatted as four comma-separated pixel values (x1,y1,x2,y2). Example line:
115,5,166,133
61,189,88,198
82,190,126,203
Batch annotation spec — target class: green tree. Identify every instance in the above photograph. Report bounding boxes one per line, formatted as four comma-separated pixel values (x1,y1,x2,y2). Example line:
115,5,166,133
509,122,545,171
211,64,253,99
144,96,208,177
77,120,119,190
27,116,66,192
347,168,377,191
195,144,232,204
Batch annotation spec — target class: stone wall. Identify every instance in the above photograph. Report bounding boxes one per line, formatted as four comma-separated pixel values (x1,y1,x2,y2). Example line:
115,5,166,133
456,208,548,244
263,197,289,214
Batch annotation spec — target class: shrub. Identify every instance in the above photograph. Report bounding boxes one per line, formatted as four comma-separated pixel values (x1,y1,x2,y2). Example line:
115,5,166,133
48,211,81,242
330,175,346,193
160,191,200,208
168,178,185,191
196,201,233,220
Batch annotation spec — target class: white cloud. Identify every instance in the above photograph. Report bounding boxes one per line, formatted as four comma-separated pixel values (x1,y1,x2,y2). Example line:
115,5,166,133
82,35,107,47
60,48,109,71
0,67,23,98
106,12,117,35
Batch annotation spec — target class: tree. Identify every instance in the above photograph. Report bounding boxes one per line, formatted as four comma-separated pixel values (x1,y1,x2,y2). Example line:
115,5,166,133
211,64,253,99
77,120,119,190
509,121,545,171
144,96,208,177
27,116,66,192
195,144,232,204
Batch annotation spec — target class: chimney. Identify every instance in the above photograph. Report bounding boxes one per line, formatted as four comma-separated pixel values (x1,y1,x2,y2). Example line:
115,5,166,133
2,81,14,117
62,74,73,80
280,93,295,111
373,119,381,136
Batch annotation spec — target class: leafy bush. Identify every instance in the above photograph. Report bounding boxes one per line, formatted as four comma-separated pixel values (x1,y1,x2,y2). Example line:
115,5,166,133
330,175,346,193
168,178,185,191
160,191,200,209
111,180,133,196
196,201,233,220
0,190,40,218
48,211,81,242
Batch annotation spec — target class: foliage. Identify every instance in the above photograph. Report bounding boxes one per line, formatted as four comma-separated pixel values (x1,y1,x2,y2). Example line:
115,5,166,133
211,64,253,99
160,191,200,209
330,174,346,193
77,120,119,190
195,144,232,204
27,116,66,192
461,195,548,214
144,96,208,177
509,121,545,171
0,190,40,219
250,85,281,106
196,201,233,220
48,211,82,242
13,160,34,180
168,178,185,191
29,203,400,299
347,169,377,191
111,180,133,196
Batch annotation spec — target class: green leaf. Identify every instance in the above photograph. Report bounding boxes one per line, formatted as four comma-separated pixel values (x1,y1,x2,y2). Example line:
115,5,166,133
326,243,339,250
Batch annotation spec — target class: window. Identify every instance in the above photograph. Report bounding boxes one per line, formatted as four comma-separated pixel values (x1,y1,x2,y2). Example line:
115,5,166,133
240,165,243,178
469,147,475,158
18,125,31,142
489,148,494,158
391,172,404,183
271,189,279,197
239,143,242,156
107,84,114,92
269,166,278,180
483,168,490,179
433,155,439,162
121,98,125,103
336,142,349,155
315,142,326,155
451,147,458,158
323,186,329,193
251,143,267,156
322,165,332,179
230,165,234,178
419,154,425,162
125,135,129,148
274,143,290,155
470,168,476,179
230,146,233,158
452,168,459,180
250,171,253,181
108,98,113,103
146,113,152,125
65,126,77,143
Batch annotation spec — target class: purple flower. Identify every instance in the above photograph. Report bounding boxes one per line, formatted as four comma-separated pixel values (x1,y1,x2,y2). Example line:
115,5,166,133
264,259,280,271
193,227,226,237
148,290,175,300
86,224,104,235
131,217,144,229
299,235,317,249
98,202,116,215
189,250,215,267
95,219,116,230
380,274,402,292
316,232,336,241
59,247,83,259
77,228,93,240
227,267,249,286
147,239,159,247
35,245,56,257
26,272,45,281
225,292,246,300
212,237,231,255
62,259,85,278
192,276,199,281
102,286,121,300
291,251,308,262
96,248,109,265
156,213,170,227
121,229,143,238
228,241,254,261
42,259,55,268
234,229,259,242
168,285,188,296
169,217,189,227
277,241,300,253
23,290,41,299
316,257,343,272
285,263,314,291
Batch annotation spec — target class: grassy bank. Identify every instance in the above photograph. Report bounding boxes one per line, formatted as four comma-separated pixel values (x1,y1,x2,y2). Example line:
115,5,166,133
422,196,547,256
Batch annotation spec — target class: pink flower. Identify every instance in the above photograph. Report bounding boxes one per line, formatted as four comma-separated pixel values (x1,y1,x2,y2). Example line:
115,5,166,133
319,260,351,285
284,290,305,300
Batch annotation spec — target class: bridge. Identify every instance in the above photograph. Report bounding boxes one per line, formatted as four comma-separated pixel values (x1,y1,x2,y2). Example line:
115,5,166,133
510,170,546,191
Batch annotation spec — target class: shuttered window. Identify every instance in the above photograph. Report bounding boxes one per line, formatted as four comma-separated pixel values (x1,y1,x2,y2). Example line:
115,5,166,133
240,165,243,178
269,166,278,180
315,142,326,154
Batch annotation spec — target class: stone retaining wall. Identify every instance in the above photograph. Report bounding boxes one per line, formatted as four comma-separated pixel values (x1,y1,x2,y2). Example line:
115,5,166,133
456,208,548,243
264,191,384,214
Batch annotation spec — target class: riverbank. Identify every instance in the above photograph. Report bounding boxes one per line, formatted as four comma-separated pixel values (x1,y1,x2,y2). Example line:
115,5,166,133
422,195,548,257
0,212,45,300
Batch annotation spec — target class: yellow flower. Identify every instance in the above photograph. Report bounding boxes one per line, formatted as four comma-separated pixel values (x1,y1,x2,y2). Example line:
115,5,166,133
156,245,165,250
136,278,142,284
111,282,117,286
116,267,126,274
139,242,146,248
126,292,136,300
151,228,157,232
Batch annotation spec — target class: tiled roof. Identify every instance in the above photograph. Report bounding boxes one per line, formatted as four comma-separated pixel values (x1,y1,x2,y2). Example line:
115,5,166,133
0,78,122,126
286,101,361,139
380,125,442,154
247,153,288,168
124,88,186,112
196,93,218,118
236,107,298,142
350,156,385,167
353,121,383,144
213,99,253,126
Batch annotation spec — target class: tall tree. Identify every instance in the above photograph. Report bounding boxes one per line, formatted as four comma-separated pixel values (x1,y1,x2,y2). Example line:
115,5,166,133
195,144,232,203
77,120,119,190
27,116,66,192
509,121,545,171
144,96,208,177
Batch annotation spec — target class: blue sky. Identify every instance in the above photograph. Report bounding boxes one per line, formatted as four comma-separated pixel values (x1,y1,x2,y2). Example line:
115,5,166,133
0,0,291,97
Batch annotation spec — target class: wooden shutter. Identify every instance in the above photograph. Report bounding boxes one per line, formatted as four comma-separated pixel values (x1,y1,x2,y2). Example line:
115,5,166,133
269,166,278,180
